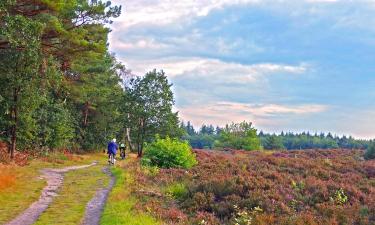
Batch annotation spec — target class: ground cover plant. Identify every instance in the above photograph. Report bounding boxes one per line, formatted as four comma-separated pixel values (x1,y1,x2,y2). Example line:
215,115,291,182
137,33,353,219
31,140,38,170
101,156,160,225
133,149,375,225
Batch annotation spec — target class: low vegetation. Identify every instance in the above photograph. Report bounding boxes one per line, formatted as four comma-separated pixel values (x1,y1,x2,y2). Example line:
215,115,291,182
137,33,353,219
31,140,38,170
101,158,160,225
133,149,375,224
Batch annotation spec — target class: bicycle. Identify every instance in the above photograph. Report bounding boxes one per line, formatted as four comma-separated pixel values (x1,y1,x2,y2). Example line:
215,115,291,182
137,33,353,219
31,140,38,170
120,149,125,160
108,153,116,165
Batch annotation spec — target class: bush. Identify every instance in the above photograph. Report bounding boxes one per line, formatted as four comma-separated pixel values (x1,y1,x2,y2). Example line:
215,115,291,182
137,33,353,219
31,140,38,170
364,142,375,160
166,183,188,200
142,137,197,169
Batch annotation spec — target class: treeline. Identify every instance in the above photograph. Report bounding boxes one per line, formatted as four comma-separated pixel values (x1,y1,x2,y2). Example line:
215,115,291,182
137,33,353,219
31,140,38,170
0,1,181,159
259,131,370,150
181,121,372,150
181,121,261,151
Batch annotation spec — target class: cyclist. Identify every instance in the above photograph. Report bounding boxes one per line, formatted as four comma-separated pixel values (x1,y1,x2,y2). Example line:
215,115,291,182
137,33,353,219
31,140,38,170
107,138,118,165
119,143,126,160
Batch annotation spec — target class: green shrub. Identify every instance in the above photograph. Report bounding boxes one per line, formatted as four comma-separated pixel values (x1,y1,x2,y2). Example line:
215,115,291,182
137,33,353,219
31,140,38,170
165,183,188,200
330,188,348,205
364,142,375,160
142,136,197,169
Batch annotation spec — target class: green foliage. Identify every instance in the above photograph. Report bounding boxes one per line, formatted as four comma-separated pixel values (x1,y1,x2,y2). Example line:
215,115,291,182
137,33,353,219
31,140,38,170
68,54,124,150
263,135,285,150
101,163,161,225
183,122,371,151
233,205,263,225
33,100,75,149
142,137,197,169
291,180,305,191
364,142,375,160
0,0,123,156
330,188,348,205
259,131,369,150
123,70,183,156
214,121,261,151
142,166,160,177
165,183,188,200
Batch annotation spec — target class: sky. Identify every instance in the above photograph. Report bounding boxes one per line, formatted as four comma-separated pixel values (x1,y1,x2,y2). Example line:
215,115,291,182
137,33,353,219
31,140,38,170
108,0,375,139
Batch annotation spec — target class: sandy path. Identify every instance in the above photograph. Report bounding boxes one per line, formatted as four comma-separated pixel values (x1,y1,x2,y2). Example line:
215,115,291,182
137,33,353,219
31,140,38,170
81,166,115,225
5,162,97,225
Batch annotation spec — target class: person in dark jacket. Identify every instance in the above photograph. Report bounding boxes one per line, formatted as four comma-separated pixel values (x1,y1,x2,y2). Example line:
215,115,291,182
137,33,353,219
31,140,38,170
119,143,126,159
107,138,118,164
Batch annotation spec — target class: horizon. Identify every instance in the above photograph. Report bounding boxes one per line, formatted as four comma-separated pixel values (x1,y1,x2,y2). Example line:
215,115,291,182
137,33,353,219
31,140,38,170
109,0,375,139
180,120,373,141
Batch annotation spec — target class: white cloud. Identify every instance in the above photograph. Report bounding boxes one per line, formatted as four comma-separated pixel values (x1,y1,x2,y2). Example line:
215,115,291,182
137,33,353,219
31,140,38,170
111,0,260,28
306,0,338,2
110,37,168,50
111,0,375,29
177,101,328,128
119,57,308,81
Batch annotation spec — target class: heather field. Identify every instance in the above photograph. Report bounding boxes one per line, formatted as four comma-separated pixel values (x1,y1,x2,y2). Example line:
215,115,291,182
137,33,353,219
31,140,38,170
132,149,375,225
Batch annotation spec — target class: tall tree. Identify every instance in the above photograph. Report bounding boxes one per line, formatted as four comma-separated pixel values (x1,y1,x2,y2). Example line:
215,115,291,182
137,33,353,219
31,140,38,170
123,70,182,157
0,0,122,158
0,14,42,158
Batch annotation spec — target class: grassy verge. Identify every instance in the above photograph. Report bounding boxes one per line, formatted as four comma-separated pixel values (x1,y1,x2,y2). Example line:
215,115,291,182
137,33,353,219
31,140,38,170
100,157,160,225
34,162,108,225
0,153,104,224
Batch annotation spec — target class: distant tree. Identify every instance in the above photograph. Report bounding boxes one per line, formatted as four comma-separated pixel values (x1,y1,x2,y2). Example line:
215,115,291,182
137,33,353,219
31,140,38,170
263,135,285,150
186,121,196,135
215,126,223,135
364,142,375,160
214,121,261,151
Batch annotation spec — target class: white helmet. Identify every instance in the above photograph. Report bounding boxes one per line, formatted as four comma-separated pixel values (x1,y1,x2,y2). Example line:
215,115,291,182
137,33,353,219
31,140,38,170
112,138,116,142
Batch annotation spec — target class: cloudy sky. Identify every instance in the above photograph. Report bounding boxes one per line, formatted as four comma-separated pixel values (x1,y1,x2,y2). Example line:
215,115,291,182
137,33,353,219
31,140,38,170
109,0,375,139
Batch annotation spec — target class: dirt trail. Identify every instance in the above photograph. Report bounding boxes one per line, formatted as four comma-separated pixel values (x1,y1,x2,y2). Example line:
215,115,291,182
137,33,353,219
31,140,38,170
6,162,97,225
81,166,115,225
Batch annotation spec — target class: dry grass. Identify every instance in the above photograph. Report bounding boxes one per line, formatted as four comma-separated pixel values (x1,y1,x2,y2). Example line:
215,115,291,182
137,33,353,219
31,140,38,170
0,166,17,190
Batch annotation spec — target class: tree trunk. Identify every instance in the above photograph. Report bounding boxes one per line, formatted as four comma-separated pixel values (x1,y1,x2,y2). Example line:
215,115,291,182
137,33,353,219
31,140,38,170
137,118,144,157
125,113,134,152
10,87,19,160
137,143,142,157
83,101,89,127
10,125,16,159
125,127,133,152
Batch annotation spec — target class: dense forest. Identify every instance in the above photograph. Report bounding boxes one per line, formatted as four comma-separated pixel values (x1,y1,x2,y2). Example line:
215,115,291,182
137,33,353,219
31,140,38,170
181,121,372,150
0,0,181,159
